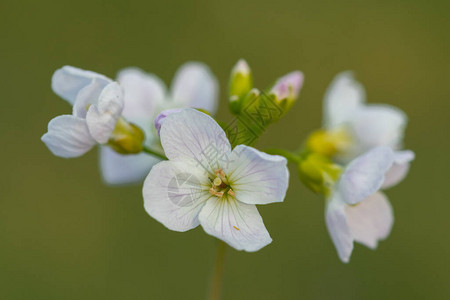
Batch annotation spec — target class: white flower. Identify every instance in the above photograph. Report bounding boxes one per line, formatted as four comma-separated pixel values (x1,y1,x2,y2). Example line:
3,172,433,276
143,109,289,251
325,146,415,263
323,72,408,160
42,66,124,158
322,71,414,190
100,62,219,185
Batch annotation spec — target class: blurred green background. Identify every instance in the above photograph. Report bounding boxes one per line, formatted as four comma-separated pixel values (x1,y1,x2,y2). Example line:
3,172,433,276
1,0,449,299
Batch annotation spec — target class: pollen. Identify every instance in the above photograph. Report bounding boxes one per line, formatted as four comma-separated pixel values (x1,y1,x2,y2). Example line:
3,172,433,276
233,226,240,231
213,177,222,187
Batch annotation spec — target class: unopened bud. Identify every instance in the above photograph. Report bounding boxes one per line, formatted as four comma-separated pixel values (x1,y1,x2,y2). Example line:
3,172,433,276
229,59,253,114
297,152,342,196
270,71,304,108
306,128,352,157
108,117,145,154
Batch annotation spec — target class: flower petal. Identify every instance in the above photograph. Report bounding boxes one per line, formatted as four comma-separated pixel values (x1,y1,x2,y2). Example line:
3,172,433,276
339,147,394,205
86,82,124,144
171,62,219,114
72,78,105,119
382,150,415,189
345,192,393,249
349,104,407,152
143,160,211,232
198,197,272,252
323,71,365,129
325,193,353,263
99,147,161,185
117,68,167,125
160,109,231,173
224,145,289,205
52,66,111,105
41,115,96,158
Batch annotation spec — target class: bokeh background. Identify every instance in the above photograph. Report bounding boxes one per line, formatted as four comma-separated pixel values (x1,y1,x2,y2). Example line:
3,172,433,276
1,0,449,299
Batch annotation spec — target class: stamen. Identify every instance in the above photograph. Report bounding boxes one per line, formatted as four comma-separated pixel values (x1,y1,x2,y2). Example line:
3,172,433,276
215,169,226,179
227,189,235,198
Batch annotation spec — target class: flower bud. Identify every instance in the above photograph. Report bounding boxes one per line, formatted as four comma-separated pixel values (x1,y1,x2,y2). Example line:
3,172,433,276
306,128,352,157
229,59,253,114
108,117,145,154
297,152,342,196
270,71,304,109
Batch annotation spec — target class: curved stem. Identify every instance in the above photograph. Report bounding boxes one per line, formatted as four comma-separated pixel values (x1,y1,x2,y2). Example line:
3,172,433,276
208,241,227,300
142,146,168,160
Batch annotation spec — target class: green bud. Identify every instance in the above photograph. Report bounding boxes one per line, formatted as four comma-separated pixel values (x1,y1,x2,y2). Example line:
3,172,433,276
108,117,145,154
305,128,352,158
297,152,342,196
229,59,253,114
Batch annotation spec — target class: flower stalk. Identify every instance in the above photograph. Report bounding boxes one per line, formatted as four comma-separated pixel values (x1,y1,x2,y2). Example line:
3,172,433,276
208,241,227,300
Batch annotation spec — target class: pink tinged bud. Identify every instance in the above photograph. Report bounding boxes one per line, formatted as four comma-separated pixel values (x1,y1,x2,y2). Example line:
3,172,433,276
154,108,184,135
271,71,304,101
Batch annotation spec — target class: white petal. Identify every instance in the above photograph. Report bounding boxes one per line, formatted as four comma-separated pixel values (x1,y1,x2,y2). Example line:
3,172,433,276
41,115,96,158
86,82,124,144
72,78,105,118
349,104,407,152
52,66,111,105
117,68,167,125
99,147,161,185
143,160,211,232
323,71,365,129
339,147,394,205
198,197,272,252
160,109,231,173
171,62,219,114
325,193,353,263
224,145,289,205
382,150,415,189
345,192,394,249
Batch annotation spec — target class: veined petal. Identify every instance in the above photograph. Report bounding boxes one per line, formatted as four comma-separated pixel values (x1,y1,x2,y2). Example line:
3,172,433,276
52,66,111,105
339,147,394,205
325,193,353,263
160,109,231,173
41,115,96,158
224,145,289,205
171,62,219,114
117,68,167,123
323,71,365,129
143,160,211,232
382,150,415,189
72,78,105,118
99,147,161,185
345,192,393,249
350,104,407,152
86,82,124,144
198,197,272,252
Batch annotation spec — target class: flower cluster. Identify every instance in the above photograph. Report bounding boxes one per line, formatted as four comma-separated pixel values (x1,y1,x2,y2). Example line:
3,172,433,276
42,62,413,262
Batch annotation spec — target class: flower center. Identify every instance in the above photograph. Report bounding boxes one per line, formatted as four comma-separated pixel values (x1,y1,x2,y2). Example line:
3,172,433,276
209,169,235,198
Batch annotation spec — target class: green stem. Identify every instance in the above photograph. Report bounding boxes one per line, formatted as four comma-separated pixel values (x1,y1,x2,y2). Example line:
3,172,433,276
208,241,227,300
142,146,168,160
264,148,301,164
